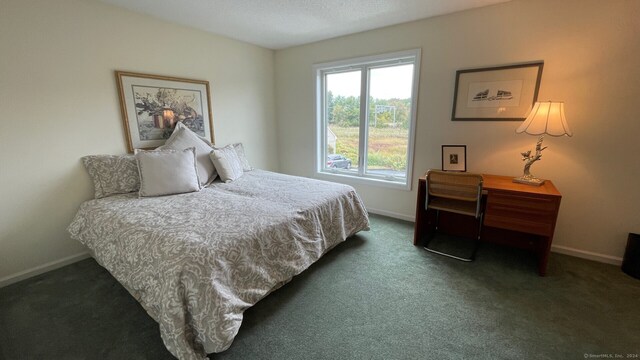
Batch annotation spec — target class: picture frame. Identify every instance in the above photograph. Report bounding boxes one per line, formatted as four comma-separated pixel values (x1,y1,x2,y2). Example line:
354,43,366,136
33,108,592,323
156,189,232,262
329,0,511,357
442,145,467,172
115,71,214,152
451,62,543,121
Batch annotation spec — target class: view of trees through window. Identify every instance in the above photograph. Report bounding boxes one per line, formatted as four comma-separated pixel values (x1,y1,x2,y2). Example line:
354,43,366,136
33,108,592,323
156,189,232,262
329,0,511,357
324,64,413,179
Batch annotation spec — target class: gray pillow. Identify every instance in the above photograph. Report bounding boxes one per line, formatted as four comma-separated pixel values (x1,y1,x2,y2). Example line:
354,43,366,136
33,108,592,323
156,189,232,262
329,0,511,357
82,155,140,199
232,143,253,171
159,122,217,186
209,145,244,183
135,148,201,197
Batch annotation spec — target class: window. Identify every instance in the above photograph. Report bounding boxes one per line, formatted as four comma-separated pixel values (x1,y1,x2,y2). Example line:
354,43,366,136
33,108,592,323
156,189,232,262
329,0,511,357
314,49,420,189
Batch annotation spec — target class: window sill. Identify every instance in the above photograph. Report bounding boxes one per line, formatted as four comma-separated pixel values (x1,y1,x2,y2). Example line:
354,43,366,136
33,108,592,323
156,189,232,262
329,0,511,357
315,170,412,191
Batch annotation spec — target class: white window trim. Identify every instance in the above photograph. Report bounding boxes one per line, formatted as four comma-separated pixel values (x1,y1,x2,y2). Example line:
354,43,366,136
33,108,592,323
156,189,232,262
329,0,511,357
313,48,421,191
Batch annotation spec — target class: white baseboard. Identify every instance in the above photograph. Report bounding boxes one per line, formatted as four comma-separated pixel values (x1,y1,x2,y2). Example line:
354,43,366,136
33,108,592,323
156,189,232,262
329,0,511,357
366,207,415,222
551,245,623,265
0,252,90,288
366,209,623,266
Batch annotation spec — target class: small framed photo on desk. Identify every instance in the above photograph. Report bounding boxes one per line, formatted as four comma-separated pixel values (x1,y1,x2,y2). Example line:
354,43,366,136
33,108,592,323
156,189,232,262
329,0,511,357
442,145,467,172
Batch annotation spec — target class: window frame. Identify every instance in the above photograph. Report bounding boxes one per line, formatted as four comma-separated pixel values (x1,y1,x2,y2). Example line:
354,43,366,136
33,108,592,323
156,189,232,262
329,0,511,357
313,49,421,190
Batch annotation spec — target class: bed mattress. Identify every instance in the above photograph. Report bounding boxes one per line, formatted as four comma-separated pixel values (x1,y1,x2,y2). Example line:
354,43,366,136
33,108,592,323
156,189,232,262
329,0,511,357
68,170,369,359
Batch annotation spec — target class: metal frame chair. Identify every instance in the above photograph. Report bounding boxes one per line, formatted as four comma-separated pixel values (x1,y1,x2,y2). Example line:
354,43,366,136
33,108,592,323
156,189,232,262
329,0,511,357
423,169,484,262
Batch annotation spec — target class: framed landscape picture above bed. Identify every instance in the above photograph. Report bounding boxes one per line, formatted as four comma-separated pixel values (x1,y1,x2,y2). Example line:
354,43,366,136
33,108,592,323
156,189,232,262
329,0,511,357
451,62,543,121
115,71,214,152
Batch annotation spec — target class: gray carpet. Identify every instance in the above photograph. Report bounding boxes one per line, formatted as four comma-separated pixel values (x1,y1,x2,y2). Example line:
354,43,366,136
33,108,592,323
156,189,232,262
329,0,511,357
1,214,638,359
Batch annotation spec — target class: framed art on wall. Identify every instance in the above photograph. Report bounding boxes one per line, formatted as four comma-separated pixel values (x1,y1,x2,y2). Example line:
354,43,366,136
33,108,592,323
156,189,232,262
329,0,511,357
115,71,214,152
442,145,467,172
451,62,543,121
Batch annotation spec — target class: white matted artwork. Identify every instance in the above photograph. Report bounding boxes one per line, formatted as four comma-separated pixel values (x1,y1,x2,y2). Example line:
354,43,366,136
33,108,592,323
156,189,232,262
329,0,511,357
452,62,543,121
442,145,467,172
116,71,214,152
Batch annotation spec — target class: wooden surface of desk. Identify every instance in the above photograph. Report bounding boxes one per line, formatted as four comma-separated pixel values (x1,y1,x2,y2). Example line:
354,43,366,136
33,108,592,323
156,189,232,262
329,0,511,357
413,173,562,276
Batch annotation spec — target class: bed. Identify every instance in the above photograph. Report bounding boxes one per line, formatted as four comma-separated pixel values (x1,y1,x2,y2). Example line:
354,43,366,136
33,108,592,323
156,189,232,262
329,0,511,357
68,169,369,359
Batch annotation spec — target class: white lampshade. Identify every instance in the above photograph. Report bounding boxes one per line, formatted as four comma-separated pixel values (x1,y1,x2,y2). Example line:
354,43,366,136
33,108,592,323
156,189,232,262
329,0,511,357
516,101,573,137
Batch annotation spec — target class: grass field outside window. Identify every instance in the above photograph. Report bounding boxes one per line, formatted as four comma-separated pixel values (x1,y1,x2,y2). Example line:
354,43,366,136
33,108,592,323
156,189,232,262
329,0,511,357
330,125,408,173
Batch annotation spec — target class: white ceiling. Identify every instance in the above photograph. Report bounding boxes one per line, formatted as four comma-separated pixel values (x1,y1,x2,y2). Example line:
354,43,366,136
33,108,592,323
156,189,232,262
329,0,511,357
98,0,511,49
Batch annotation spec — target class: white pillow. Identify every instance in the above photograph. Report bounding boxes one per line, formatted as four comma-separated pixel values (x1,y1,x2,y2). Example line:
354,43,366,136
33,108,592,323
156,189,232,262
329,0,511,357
159,122,217,186
174,121,213,146
135,148,201,197
232,143,253,171
209,145,244,183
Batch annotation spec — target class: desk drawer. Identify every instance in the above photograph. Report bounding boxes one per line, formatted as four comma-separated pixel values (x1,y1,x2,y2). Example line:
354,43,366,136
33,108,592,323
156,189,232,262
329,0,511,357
484,190,560,236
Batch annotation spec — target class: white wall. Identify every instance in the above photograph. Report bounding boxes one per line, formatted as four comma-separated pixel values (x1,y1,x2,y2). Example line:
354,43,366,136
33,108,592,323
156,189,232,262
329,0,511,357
275,0,640,261
0,0,277,284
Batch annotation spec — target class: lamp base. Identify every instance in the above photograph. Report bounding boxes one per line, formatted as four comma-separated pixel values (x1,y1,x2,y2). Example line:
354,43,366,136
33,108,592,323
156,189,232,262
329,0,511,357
513,176,546,186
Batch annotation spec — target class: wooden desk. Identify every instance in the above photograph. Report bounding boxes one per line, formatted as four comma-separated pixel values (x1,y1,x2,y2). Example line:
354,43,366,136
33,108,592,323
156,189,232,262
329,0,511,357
413,173,562,276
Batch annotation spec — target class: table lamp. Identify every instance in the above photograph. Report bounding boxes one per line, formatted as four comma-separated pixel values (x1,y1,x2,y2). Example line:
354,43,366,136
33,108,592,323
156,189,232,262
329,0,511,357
513,101,572,186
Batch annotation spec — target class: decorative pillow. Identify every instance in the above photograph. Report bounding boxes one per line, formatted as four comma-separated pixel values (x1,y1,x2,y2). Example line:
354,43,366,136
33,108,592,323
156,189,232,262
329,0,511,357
174,121,213,146
82,155,140,199
232,143,253,171
135,148,201,197
209,145,244,183
158,122,217,186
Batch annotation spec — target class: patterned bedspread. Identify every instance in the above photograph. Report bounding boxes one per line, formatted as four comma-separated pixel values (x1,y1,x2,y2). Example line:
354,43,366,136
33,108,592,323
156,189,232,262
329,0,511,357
67,170,369,359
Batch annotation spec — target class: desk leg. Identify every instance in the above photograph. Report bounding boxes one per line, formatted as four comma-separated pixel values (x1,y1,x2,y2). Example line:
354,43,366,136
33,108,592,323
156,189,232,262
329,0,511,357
538,236,553,276
413,179,427,246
